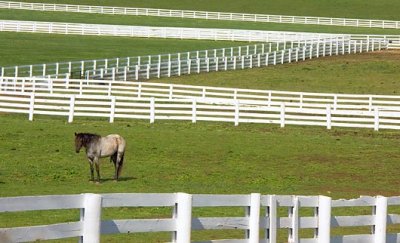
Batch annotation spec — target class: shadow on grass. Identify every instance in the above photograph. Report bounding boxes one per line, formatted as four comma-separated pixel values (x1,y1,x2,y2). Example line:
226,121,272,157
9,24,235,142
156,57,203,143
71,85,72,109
99,177,137,183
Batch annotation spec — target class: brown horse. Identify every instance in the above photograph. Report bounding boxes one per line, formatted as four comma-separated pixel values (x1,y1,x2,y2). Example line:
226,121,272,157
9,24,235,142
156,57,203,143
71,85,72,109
74,133,126,183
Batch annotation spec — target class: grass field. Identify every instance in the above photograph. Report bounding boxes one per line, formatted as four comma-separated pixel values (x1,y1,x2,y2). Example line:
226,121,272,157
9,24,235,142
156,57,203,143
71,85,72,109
1,0,400,242
1,113,400,241
0,32,246,66
5,114,399,198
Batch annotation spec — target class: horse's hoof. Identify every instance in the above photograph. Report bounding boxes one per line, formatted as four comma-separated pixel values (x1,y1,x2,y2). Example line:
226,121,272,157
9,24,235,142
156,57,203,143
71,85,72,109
113,179,118,182
95,181,100,185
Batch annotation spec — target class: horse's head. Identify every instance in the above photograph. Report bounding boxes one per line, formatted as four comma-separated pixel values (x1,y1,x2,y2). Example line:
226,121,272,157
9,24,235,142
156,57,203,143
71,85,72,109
74,133,83,153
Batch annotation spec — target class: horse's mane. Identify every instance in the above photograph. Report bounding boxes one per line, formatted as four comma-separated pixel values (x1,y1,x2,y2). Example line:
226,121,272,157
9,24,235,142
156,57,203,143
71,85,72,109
76,133,101,146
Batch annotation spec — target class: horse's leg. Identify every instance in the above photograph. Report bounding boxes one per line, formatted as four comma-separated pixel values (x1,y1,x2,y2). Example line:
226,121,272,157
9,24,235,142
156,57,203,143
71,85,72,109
111,153,118,180
94,157,101,183
87,158,94,182
115,152,124,181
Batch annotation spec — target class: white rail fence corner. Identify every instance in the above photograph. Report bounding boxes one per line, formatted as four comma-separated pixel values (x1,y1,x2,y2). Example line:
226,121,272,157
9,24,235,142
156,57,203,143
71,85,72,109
0,37,389,80
0,19,347,43
1,193,399,242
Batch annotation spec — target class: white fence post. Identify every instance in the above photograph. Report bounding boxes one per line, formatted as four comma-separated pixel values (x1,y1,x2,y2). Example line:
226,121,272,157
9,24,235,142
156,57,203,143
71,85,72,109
267,195,277,243
28,93,35,121
374,107,379,131
192,99,197,123
150,97,155,123
317,196,331,243
326,105,332,129
146,64,150,79
157,56,161,78
169,85,173,100
135,65,139,80
42,64,46,77
68,95,76,123
109,96,116,123
168,59,172,77
248,193,261,243
173,193,192,243
373,196,387,243
81,193,102,243
234,100,240,126
288,197,299,243
137,83,142,98
280,103,285,128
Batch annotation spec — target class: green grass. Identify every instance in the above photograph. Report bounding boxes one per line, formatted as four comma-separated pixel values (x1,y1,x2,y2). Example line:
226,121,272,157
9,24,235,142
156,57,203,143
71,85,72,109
1,113,399,198
1,114,400,241
2,1,400,241
15,0,400,20
0,32,246,66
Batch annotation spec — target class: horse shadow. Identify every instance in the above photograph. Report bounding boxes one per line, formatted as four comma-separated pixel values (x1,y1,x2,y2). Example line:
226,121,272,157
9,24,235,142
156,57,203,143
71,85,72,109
100,176,137,183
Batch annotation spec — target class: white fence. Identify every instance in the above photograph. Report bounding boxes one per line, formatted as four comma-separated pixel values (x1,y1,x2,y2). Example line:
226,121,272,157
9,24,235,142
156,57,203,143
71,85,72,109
1,90,400,130
84,39,383,81
1,0,400,30
0,38,386,79
0,20,345,43
0,41,318,78
3,77,400,113
0,193,399,242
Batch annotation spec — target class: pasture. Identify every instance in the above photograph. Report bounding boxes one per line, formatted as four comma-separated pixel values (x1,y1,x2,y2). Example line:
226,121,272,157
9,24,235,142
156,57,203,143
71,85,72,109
1,113,400,242
1,0,400,242
2,112,400,197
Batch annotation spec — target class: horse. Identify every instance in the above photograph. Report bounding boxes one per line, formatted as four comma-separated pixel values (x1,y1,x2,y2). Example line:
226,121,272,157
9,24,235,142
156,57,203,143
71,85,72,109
74,132,126,183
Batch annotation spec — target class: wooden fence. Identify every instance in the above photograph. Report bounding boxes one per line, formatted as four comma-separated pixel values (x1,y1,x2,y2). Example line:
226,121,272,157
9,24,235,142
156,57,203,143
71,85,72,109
0,41,317,78
1,0,400,30
84,39,383,81
1,90,400,130
1,193,399,242
0,20,345,43
0,38,386,79
3,77,400,113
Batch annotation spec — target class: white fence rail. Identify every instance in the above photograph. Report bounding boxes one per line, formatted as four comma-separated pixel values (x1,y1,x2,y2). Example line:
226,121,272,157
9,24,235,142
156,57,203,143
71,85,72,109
1,193,400,242
1,0,400,30
0,40,318,78
84,39,384,81
0,38,387,79
0,20,345,43
1,91,400,130
3,77,400,113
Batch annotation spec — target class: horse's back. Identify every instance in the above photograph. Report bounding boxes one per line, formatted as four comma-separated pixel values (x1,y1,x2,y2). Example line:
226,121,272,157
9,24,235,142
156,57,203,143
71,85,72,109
99,134,126,157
